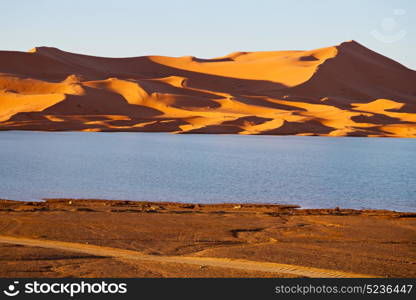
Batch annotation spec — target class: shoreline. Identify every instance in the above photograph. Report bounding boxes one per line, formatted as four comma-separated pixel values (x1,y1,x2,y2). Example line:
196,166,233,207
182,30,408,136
0,198,415,277
1,198,416,215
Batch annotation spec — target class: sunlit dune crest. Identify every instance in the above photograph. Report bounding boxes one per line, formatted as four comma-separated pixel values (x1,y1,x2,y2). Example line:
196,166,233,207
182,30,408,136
0,40,415,137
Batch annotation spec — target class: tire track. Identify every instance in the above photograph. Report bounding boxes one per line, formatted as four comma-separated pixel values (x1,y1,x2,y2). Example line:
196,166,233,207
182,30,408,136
0,235,376,278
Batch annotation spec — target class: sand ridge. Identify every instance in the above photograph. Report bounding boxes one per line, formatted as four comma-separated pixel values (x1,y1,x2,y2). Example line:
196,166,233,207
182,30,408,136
0,235,374,278
1,41,415,137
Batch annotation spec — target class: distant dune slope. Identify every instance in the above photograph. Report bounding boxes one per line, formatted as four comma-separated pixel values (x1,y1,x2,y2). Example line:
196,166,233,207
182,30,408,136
1,41,415,137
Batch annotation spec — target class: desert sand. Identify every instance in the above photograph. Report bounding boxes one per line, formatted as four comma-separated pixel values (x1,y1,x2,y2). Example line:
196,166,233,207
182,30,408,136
1,41,415,137
0,199,415,278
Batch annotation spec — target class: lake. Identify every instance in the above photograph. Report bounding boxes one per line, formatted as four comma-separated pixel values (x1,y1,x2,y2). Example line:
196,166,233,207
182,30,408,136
0,131,415,212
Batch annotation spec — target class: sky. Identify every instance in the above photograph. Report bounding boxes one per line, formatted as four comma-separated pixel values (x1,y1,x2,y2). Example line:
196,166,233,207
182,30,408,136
1,0,415,69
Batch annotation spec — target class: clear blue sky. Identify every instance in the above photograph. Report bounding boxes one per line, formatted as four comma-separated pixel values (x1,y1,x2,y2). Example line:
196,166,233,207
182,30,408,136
1,0,415,69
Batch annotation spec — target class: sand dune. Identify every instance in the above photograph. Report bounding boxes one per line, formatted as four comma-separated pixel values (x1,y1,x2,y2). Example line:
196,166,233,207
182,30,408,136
1,41,415,137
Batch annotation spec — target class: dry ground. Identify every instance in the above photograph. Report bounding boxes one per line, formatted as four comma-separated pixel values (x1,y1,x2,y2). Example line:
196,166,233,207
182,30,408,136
0,199,415,277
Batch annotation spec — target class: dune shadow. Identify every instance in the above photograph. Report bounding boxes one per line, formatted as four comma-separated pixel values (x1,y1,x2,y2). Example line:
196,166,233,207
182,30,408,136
137,58,289,98
282,43,416,106
351,113,413,125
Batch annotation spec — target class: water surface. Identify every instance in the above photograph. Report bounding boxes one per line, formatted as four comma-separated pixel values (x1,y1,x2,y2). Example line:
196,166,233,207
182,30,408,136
0,131,415,211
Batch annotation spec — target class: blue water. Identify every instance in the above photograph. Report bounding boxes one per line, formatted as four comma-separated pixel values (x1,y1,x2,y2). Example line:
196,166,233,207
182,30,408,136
0,131,415,211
